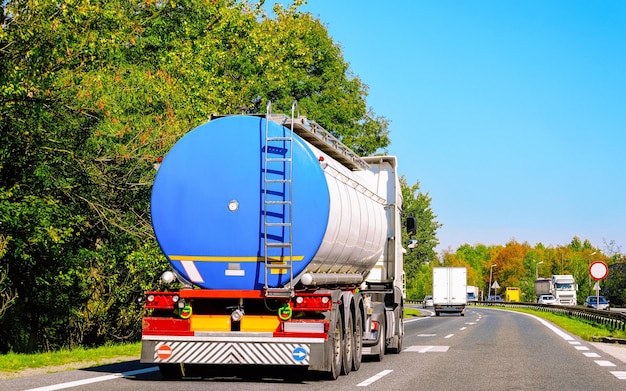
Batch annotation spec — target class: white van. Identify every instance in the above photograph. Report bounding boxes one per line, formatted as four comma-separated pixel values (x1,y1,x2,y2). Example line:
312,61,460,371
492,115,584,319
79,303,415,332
538,294,557,305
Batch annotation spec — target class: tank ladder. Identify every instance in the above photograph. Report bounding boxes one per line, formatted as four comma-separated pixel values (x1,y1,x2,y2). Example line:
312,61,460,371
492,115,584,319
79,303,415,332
263,101,296,298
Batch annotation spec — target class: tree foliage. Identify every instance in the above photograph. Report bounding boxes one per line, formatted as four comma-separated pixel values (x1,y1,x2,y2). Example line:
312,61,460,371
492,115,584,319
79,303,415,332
400,176,441,300
429,238,623,306
0,0,390,352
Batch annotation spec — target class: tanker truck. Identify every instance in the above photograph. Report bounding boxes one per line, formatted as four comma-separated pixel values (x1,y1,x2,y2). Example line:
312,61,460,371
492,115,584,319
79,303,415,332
140,106,411,380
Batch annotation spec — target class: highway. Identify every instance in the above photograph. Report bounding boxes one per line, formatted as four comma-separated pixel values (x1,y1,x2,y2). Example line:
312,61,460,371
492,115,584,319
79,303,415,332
3,306,626,391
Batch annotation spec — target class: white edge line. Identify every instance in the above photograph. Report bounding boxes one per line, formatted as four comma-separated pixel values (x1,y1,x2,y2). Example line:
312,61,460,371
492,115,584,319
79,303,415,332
23,366,160,391
498,309,574,341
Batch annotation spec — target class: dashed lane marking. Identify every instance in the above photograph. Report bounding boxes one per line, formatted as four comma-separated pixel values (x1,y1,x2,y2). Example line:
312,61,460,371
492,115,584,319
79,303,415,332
404,345,450,353
444,334,454,339
575,346,590,351
357,369,393,387
611,371,626,380
594,360,616,367
583,352,601,358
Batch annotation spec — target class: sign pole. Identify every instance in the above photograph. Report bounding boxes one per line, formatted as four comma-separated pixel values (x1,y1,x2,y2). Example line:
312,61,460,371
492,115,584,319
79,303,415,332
589,261,609,309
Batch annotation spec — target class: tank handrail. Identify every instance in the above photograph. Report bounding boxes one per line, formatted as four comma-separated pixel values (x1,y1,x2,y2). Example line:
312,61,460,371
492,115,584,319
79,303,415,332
267,114,369,171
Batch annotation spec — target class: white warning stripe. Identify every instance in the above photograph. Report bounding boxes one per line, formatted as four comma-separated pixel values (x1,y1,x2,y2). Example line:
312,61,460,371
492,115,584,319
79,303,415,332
181,260,204,283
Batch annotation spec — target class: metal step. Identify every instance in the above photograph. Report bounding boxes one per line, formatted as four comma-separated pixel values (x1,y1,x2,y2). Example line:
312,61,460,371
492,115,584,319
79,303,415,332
266,222,291,227
265,288,294,298
265,200,290,205
266,242,291,248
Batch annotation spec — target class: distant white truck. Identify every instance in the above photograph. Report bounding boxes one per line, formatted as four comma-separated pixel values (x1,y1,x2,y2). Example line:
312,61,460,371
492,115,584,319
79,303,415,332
466,285,479,302
433,267,467,316
550,274,578,306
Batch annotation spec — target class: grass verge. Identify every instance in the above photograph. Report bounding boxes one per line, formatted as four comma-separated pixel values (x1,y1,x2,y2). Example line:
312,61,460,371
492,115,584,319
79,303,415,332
404,307,421,318
495,306,626,340
0,343,141,378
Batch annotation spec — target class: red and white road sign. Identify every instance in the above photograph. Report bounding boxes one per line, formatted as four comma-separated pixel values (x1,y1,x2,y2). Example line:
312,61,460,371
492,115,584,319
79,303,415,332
589,261,609,281
157,345,172,360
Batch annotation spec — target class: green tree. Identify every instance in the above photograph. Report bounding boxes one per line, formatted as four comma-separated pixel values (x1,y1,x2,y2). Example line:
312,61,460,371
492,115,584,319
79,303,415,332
0,0,391,352
400,176,441,299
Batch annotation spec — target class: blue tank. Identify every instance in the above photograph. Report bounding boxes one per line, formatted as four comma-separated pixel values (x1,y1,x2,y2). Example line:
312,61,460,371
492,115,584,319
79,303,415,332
151,115,387,290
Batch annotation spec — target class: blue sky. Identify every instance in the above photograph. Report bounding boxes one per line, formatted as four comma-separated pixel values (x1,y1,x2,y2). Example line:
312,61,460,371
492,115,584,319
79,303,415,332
273,1,626,255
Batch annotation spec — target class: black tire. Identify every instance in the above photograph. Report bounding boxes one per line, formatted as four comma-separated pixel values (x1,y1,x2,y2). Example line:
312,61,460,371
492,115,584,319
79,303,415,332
159,363,183,379
341,310,353,375
352,310,363,371
326,314,343,380
435,311,440,316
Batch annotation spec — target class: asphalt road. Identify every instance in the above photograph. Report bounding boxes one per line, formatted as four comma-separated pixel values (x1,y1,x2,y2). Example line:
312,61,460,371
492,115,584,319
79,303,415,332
3,306,626,391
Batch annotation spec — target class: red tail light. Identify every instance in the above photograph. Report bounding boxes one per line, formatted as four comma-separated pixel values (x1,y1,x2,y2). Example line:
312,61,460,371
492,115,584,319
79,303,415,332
292,294,333,311
144,291,179,309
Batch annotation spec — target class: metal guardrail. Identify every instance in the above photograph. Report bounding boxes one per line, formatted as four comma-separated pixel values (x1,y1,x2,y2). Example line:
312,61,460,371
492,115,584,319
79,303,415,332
473,301,626,333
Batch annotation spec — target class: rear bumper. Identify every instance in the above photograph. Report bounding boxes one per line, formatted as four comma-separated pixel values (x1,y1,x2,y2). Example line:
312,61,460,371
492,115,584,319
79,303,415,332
141,334,326,369
434,304,466,313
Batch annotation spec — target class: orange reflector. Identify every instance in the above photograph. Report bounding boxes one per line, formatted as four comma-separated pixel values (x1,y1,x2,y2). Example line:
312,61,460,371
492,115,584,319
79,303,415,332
190,315,231,332
240,315,280,332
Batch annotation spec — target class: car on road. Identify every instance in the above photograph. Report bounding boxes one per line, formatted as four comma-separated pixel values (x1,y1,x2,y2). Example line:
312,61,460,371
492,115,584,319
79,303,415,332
584,295,610,310
537,294,557,305
487,295,503,302
423,295,433,308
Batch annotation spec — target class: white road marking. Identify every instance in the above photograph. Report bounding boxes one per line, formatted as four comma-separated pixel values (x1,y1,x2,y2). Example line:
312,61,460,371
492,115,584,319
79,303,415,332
583,352,601,358
444,334,454,339
23,367,160,391
595,360,616,367
512,311,574,341
575,346,590,351
568,341,581,345
611,371,626,380
459,327,467,330
417,334,437,337
357,369,394,387
404,345,450,353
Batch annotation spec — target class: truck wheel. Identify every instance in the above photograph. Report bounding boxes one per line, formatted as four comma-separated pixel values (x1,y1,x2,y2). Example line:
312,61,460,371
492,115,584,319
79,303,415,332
341,310,353,375
373,321,385,362
326,314,343,380
352,310,363,372
158,363,183,379
435,311,440,316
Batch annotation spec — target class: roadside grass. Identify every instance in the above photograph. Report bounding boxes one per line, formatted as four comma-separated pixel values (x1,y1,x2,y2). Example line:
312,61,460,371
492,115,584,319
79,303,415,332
0,343,141,376
404,307,421,318
487,306,626,340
